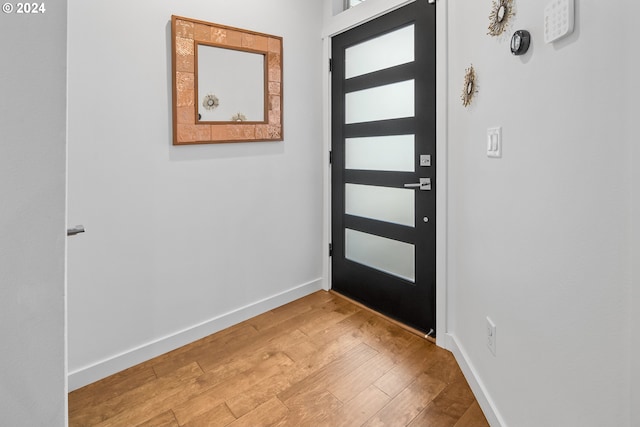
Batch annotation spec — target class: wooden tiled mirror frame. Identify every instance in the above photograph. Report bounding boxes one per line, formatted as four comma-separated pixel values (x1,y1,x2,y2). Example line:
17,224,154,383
171,15,283,145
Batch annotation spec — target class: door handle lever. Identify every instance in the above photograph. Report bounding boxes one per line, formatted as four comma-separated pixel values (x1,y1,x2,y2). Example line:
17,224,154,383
404,178,431,191
67,226,85,236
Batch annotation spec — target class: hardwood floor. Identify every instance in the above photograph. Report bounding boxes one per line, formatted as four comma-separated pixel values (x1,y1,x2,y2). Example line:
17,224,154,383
69,291,489,427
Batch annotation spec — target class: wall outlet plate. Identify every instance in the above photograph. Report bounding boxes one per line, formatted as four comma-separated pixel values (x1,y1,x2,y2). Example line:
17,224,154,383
486,317,497,356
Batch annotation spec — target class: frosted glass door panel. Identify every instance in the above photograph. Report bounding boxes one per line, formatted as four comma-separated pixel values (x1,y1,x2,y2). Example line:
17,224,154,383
346,229,415,282
346,184,414,227
346,135,414,172
345,25,414,79
345,80,414,124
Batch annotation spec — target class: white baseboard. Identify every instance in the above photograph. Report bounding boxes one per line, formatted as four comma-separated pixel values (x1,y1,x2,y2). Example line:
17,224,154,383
68,279,323,391
445,333,507,427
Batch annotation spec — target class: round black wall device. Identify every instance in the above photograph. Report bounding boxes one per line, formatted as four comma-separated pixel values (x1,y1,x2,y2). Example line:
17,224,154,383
510,30,531,56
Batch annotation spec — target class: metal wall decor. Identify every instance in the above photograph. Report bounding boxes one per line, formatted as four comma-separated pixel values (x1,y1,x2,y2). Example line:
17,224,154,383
488,0,515,37
461,65,477,107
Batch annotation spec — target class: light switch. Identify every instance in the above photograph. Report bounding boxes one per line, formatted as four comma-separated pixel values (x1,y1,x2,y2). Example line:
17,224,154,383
487,127,502,158
486,317,497,356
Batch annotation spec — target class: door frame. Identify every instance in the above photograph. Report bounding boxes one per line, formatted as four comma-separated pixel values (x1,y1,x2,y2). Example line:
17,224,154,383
321,0,448,346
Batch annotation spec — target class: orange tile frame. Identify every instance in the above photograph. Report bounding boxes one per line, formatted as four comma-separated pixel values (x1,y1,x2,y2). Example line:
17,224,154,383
171,15,283,145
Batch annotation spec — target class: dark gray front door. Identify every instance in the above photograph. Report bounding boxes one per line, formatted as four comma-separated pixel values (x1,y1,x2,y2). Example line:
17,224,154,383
331,0,436,334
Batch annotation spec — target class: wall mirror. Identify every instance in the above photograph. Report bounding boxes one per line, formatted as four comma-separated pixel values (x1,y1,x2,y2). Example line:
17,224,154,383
171,16,283,144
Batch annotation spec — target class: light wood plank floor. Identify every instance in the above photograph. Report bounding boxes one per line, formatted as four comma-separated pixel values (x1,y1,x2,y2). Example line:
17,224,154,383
69,291,489,427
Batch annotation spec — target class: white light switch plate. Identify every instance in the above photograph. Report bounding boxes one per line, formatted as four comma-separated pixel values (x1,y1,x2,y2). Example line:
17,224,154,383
486,317,497,356
487,127,502,158
544,0,574,44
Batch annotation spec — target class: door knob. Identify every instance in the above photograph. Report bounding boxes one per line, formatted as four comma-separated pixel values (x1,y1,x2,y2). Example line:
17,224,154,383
67,225,85,236
404,178,431,191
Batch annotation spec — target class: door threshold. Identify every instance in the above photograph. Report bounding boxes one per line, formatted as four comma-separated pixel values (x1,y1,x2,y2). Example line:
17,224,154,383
330,290,436,343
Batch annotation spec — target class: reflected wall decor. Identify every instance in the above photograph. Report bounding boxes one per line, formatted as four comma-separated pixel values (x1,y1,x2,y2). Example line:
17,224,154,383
171,15,283,144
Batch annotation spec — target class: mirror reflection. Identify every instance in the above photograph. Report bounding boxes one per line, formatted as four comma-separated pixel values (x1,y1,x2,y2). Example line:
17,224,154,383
497,5,506,22
197,44,266,122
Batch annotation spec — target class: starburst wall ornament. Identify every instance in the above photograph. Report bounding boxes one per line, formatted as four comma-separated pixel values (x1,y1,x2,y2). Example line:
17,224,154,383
488,0,515,37
202,94,220,111
461,65,477,108
231,112,247,122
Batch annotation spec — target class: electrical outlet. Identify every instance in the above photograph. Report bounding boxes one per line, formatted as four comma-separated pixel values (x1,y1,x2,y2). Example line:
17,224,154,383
486,317,497,356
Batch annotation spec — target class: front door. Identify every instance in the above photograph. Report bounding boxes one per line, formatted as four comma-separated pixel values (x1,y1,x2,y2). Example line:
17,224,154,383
331,0,436,334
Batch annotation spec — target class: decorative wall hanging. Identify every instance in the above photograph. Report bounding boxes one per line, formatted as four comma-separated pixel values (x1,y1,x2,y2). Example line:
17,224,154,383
202,94,220,110
461,65,477,107
171,15,283,144
488,0,515,37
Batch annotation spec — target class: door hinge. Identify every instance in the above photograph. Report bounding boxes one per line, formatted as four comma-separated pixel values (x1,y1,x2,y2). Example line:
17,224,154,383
329,243,333,257
329,150,333,164
329,58,333,72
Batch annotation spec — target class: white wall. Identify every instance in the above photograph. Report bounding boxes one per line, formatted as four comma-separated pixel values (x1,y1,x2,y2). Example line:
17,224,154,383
447,1,632,426
628,3,640,426
0,3,67,424
67,0,324,388
631,108,640,424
